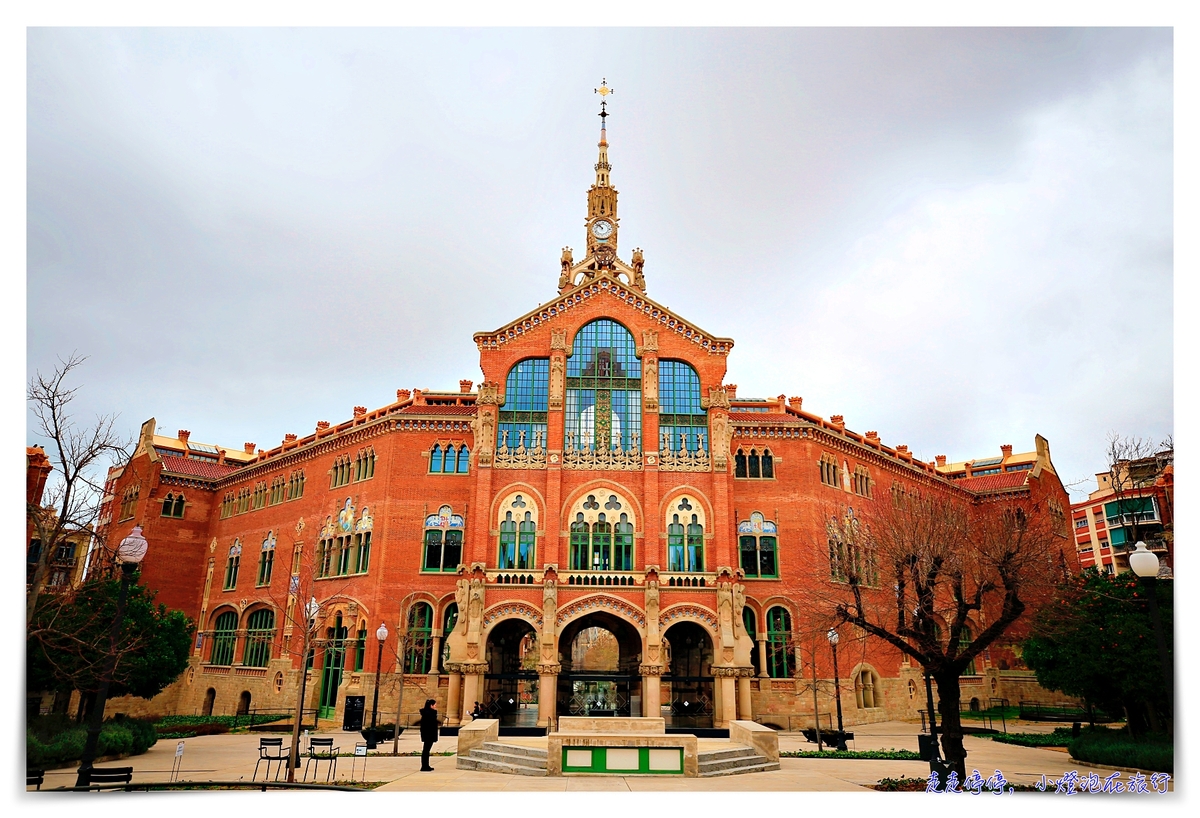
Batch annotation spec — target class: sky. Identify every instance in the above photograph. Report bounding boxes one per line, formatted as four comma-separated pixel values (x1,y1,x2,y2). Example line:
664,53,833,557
26,27,1173,500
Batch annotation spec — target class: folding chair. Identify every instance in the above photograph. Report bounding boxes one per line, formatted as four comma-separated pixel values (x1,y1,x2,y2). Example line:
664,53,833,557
254,737,288,781
304,737,339,782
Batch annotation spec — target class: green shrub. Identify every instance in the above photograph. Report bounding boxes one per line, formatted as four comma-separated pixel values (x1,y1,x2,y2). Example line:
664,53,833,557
98,722,134,757
27,726,87,768
1069,728,1173,774
25,715,159,768
154,713,286,729
988,729,1075,748
156,722,231,739
874,776,927,791
108,714,158,754
782,748,921,760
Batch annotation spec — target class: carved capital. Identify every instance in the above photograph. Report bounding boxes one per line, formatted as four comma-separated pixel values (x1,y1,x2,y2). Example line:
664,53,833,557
550,329,568,351
459,662,489,676
709,665,744,678
701,386,731,410
476,381,503,405
638,664,666,676
536,663,562,675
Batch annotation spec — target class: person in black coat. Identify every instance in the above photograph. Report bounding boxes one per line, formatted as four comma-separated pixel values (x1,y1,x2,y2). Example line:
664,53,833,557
418,699,439,771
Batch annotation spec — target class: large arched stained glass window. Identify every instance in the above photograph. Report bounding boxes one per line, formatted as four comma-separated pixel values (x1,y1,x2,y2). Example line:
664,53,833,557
499,359,549,452
658,360,707,452
565,320,641,452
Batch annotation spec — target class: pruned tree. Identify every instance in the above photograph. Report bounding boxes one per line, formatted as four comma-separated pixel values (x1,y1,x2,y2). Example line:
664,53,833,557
809,490,1068,778
27,353,132,626
1101,432,1173,553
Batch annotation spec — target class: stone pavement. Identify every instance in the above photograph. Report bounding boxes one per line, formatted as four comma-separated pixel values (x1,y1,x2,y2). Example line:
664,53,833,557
33,720,1168,793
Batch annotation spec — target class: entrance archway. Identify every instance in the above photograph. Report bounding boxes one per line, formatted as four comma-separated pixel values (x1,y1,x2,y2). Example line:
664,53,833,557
202,687,216,716
557,611,643,718
662,621,715,728
483,618,539,727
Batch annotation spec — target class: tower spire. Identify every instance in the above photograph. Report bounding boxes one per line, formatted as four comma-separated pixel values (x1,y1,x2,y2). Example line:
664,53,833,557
594,78,612,187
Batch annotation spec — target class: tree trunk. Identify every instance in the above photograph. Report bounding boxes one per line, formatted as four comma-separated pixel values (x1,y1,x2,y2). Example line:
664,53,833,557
934,672,967,780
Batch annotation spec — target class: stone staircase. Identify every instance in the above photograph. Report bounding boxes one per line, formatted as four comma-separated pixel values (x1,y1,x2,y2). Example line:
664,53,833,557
697,744,780,777
457,741,548,776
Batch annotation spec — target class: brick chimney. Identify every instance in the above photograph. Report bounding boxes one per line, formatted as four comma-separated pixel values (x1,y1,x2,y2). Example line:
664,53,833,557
177,430,190,444
726,384,738,400
829,415,845,430
316,421,330,432
397,389,411,403
789,396,803,411
244,443,255,454
896,445,910,460
353,406,367,418
865,430,879,443
412,389,426,405
935,454,947,467
460,379,474,393
1000,444,1013,459
217,448,226,465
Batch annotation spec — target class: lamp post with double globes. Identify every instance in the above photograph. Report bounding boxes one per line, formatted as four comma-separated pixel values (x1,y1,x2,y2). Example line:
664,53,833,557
366,622,388,749
827,628,847,751
1128,541,1173,728
74,525,148,788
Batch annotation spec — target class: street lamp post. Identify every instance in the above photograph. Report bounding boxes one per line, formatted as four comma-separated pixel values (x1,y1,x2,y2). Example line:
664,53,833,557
75,526,148,788
827,629,847,751
1129,541,1173,729
366,622,388,749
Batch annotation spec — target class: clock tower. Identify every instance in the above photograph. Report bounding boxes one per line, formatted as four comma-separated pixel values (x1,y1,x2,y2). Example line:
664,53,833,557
559,79,647,294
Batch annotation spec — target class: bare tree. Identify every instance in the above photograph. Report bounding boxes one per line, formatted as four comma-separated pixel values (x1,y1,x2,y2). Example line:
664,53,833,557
809,491,1067,778
1102,432,1173,554
27,354,132,627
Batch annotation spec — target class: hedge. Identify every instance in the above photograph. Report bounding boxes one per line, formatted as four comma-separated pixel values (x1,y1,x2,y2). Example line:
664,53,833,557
1068,728,1173,774
26,714,157,768
782,748,922,760
988,728,1075,748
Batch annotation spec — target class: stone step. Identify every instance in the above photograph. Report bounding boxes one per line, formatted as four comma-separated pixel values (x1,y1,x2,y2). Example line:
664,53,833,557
699,759,781,777
457,755,548,776
697,745,759,763
469,748,549,768
480,741,548,760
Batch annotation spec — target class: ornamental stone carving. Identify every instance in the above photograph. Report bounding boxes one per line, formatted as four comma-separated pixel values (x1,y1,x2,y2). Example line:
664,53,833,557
482,601,544,629
476,381,502,405
550,329,568,351
643,356,659,412
537,662,563,675
701,386,731,410
557,594,646,628
709,412,731,470
659,604,719,631
493,429,548,469
641,329,658,353
658,432,711,473
638,664,665,676
549,356,565,409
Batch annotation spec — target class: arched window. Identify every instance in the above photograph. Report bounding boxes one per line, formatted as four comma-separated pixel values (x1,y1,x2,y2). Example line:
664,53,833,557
499,358,549,452
422,505,464,572
161,492,185,518
613,514,634,571
853,464,872,497
761,449,774,478
743,608,760,675
430,444,444,474
243,609,275,667
120,485,139,521
354,448,376,482
330,455,351,488
749,449,761,478
256,531,276,586
855,667,881,709
498,512,517,569
354,624,367,672
658,360,707,452
223,541,242,590
565,320,641,452
518,513,537,569
456,444,471,473
735,450,748,478
820,453,839,487
570,514,590,570
766,606,793,678
566,492,635,573
738,512,778,578
405,603,434,674
958,626,977,676
210,611,237,666
287,470,306,500
667,513,705,572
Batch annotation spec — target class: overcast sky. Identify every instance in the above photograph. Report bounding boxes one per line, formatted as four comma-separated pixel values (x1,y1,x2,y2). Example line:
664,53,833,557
26,28,1173,500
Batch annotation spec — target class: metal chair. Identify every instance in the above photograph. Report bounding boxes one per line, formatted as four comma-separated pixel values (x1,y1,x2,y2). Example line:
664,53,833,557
254,737,288,781
27,769,45,791
303,737,339,782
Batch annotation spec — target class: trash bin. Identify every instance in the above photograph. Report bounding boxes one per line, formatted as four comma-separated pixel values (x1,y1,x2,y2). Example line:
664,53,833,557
917,733,938,762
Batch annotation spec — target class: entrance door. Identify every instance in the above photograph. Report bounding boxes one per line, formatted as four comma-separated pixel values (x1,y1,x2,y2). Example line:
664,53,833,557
318,615,347,720
560,671,637,716
556,612,644,718
483,620,540,727
662,621,715,729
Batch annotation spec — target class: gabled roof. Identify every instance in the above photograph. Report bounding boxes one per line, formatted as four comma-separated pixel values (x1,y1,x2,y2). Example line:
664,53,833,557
955,471,1030,493
473,272,734,356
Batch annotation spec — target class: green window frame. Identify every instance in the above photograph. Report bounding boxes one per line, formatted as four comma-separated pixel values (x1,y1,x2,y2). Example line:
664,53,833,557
570,517,589,570
354,628,367,672
354,532,371,573
317,538,333,578
666,514,704,572
739,535,777,578
517,517,537,570
591,518,612,571
613,517,634,571
565,319,642,452
223,543,241,590
210,611,238,666
243,609,275,667
405,603,434,674
499,358,549,452
766,606,793,678
423,529,462,572
257,534,276,587
498,515,517,569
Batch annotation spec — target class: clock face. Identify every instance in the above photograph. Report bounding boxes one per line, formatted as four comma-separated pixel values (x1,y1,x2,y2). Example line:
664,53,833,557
591,220,613,239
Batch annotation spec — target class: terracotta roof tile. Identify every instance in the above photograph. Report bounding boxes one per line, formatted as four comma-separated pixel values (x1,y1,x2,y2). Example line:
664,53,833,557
399,405,477,416
956,471,1030,492
729,412,794,422
159,455,243,480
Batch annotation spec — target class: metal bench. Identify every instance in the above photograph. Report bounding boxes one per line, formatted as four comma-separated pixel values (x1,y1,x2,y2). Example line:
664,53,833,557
254,736,289,781
801,728,853,747
27,769,45,790
304,737,339,782
79,766,134,787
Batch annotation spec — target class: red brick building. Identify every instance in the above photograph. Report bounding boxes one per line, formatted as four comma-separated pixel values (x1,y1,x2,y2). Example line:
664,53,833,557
96,107,1076,730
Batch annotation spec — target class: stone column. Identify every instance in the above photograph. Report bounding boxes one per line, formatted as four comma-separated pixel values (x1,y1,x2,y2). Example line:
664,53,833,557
445,667,463,726
537,663,561,728
640,664,663,719
757,639,768,678
430,636,442,675
460,663,487,721
717,673,737,728
737,670,753,720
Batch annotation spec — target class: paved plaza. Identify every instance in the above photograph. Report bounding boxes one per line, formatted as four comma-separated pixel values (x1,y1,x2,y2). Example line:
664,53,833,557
32,720,1165,793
